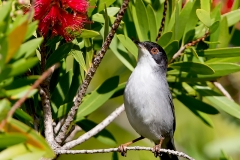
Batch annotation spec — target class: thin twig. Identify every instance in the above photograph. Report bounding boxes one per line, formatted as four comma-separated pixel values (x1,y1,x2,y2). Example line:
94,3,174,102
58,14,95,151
61,105,125,149
0,64,59,130
64,126,82,143
213,81,234,101
55,0,130,145
156,0,168,42
54,118,65,136
55,147,194,160
169,31,210,64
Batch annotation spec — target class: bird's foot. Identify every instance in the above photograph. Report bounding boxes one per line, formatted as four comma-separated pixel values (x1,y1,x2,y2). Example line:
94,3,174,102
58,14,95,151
118,144,128,157
152,144,161,157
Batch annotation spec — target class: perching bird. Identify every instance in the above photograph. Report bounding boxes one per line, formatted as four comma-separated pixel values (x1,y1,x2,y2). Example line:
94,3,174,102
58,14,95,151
119,41,178,160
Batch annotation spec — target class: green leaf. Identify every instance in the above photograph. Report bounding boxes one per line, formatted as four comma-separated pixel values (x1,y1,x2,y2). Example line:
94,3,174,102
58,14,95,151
175,1,194,40
208,63,240,76
0,37,8,71
76,76,119,120
111,82,126,99
71,50,87,72
206,57,240,63
76,119,117,146
182,0,200,44
117,34,138,60
6,21,28,63
177,94,219,114
195,86,240,119
5,86,37,99
169,62,214,75
222,9,240,27
106,7,120,16
92,13,123,24
103,5,109,42
132,0,149,41
196,9,212,27
209,21,220,34
209,4,221,49
14,38,43,60
200,0,211,12
57,102,74,118
168,63,240,82
13,151,45,160
198,47,240,58
0,1,12,22
0,57,39,81
174,2,180,40
0,99,10,121
92,0,116,14
51,70,73,108
0,143,40,160
164,40,179,59
3,119,55,158
0,133,27,149
218,17,230,48
24,21,38,41
158,32,173,47
46,43,73,69
79,29,100,38
109,34,135,71
146,5,157,42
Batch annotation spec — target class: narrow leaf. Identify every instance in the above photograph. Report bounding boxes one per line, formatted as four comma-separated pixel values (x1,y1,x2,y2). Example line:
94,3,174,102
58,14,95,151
169,62,215,75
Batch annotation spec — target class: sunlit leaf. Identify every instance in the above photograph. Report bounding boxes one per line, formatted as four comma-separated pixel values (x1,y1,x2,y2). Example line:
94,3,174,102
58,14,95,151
169,62,214,75
80,29,100,38
3,119,55,158
158,32,173,47
195,86,240,119
6,21,28,63
146,5,157,42
14,38,43,60
222,9,240,27
132,0,149,41
117,34,138,60
76,76,119,120
0,133,27,149
198,47,240,58
196,9,212,27
76,119,117,146
46,43,73,69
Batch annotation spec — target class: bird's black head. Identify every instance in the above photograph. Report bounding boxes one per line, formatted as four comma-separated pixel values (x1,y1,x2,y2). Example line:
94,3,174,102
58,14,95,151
134,41,168,68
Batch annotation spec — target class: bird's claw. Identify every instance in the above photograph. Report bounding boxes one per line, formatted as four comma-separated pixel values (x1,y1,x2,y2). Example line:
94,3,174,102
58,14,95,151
118,144,128,157
152,144,161,157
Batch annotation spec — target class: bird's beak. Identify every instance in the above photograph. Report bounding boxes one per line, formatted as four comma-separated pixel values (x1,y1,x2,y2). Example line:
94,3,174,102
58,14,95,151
133,40,145,49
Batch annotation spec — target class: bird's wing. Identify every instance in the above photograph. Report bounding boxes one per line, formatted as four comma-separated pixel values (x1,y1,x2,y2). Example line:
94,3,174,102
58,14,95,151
168,91,176,132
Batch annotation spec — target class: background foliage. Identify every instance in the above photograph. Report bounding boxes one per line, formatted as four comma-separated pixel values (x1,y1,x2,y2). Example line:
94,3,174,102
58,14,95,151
1,0,240,160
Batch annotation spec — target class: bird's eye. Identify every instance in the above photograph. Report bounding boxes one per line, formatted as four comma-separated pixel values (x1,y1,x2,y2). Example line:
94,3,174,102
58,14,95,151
151,47,159,55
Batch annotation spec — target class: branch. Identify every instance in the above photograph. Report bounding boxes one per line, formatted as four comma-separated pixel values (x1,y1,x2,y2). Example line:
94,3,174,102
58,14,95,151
55,0,130,145
39,64,60,149
156,0,168,42
0,64,59,130
55,147,194,160
213,81,234,101
169,31,210,64
61,104,125,149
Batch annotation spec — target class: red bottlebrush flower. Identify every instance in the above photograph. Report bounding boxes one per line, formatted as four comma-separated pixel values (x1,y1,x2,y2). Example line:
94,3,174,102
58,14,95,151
212,0,234,14
33,0,89,41
62,0,88,13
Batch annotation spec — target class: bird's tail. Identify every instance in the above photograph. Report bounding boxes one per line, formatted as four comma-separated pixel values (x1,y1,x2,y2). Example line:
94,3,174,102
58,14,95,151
160,140,179,160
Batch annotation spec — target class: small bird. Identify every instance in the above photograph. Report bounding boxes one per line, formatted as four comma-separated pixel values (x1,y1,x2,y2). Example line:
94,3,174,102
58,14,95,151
118,41,178,160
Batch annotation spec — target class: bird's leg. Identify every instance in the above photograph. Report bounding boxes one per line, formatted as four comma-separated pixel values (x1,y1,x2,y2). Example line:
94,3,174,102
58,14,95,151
153,137,165,157
118,136,144,157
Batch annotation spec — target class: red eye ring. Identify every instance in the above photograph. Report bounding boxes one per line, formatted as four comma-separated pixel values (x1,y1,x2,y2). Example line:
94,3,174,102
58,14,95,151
151,47,159,55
